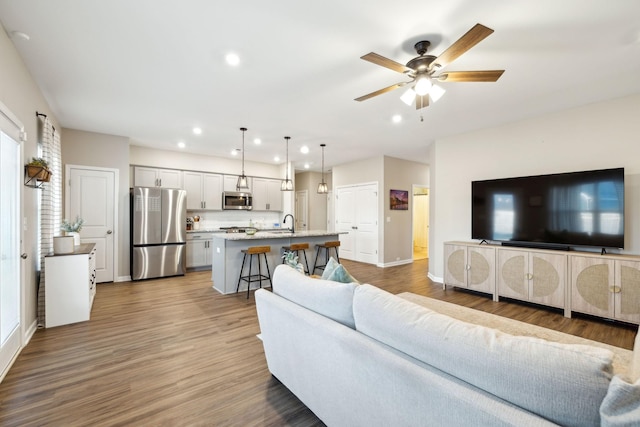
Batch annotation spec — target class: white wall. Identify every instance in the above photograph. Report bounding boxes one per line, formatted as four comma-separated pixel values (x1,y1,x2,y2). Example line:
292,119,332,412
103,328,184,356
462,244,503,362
61,128,131,280
333,155,430,265
0,23,59,331
383,156,429,264
430,94,640,280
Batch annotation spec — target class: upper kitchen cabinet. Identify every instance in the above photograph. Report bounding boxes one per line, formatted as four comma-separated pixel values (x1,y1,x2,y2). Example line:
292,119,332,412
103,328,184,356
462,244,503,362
134,166,182,188
252,178,282,211
183,171,222,210
223,174,252,193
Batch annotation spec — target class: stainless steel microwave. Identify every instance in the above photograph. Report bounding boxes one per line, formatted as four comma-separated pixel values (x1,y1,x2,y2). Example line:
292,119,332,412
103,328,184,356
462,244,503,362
222,191,253,210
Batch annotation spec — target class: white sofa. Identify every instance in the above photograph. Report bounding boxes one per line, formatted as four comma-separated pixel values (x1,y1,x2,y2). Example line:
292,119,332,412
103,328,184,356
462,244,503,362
255,264,640,427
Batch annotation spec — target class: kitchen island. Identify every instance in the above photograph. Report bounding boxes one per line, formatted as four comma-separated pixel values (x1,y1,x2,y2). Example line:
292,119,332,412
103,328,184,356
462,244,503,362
211,230,344,294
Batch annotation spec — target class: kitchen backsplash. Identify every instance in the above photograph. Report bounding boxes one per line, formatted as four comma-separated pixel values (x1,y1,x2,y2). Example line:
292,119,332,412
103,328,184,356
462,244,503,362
186,210,282,230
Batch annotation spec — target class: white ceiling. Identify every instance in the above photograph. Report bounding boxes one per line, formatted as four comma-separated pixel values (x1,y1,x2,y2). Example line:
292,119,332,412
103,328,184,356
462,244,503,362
2,1,640,172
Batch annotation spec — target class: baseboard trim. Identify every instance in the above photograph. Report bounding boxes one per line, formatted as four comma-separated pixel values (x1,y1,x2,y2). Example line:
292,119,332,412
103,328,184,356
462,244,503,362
379,259,413,268
428,272,443,284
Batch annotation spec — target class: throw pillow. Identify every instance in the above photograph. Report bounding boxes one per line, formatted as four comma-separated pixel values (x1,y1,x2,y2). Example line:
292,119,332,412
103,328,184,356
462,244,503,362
600,375,640,426
320,257,340,280
326,264,360,284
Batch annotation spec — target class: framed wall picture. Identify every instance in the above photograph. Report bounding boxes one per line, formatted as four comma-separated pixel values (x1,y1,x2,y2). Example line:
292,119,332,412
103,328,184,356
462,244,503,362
390,189,409,210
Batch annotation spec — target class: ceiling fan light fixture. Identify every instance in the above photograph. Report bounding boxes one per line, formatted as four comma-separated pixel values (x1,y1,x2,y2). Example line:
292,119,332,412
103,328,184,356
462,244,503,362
400,88,416,106
414,75,432,96
430,84,446,103
281,136,294,192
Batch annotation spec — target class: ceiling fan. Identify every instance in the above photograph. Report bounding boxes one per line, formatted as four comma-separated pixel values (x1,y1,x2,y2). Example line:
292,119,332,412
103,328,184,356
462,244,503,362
355,23,504,110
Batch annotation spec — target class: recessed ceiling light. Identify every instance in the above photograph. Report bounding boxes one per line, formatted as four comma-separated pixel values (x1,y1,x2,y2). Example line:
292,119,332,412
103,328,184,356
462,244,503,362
304,163,310,169
392,114,402,123
274,156,280,162
193,127,202,135
225,53,240,66
300,146,309,154
254,138,261,145
231,149,239,156
177,141,186,149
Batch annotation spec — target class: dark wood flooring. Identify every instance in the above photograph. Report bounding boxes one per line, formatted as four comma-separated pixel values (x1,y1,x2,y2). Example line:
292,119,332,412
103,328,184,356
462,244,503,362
0,259,636,426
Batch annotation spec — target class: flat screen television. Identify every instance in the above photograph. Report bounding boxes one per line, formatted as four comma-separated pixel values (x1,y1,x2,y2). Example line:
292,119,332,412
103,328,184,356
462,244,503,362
471,168,625,249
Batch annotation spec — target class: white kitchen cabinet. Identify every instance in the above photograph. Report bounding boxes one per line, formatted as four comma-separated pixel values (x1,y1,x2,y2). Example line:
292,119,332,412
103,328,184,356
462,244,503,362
444,242,496,298
252,178,282,211
570,255,640,324
44,244,97,328
497,248,566,309
183,171,222,210
134,166,182,188
223,174,252,192
186,233,213,268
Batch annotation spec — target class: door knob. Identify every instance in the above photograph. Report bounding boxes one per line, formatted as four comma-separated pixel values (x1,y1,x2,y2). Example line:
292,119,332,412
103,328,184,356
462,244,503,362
107,230,113,234
21,253,28,259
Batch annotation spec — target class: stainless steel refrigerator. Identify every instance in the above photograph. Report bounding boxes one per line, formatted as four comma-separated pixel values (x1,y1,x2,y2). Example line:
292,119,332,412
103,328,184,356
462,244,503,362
131,187,186,280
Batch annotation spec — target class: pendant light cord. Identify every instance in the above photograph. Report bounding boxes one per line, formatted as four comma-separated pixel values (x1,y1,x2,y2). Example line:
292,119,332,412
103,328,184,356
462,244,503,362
240,127,247,175
285,136,290,180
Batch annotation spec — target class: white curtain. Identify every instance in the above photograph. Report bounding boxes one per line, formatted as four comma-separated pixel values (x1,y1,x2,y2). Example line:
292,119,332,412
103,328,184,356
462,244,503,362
36,116,62,327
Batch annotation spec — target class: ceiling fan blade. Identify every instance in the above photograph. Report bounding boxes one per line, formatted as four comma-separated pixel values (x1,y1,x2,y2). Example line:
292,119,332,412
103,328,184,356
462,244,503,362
432,23,494,70
415,95,429,110
354,82,409,102
437,70,504,82
361,52,411,74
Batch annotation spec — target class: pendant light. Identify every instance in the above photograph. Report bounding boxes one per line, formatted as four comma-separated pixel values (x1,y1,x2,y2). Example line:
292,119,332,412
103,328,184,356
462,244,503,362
281,136,294,191
236,127,249,190
317,143,328,194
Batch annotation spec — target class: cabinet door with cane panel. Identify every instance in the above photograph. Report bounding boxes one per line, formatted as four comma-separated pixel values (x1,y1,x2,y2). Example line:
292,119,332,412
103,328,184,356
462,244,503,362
571,255,640,324
497,249,566,309
444,243,495,297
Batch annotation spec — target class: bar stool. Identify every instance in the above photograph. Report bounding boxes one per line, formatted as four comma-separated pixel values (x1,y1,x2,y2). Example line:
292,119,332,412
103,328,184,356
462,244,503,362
282,242,311,275
313,241,341,275
236,245,272,299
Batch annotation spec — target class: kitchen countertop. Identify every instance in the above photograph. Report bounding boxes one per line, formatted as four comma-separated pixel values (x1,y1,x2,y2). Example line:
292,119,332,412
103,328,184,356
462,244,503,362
213,230,345,240
187,226,288,234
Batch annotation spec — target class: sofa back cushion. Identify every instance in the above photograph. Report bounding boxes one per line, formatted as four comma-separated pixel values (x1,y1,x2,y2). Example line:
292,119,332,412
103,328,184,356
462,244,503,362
600,331,640,426
353,284,614,427
272,264,358,328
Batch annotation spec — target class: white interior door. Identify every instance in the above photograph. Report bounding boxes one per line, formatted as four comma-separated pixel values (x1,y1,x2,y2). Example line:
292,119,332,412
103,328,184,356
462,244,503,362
66,165,117,283
336,183,379,264
355,184,378,264
295,190,308,231
0,107,23,381
335,186,356,260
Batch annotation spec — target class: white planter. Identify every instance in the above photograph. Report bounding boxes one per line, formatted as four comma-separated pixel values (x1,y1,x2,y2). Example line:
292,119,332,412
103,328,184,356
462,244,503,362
66,231,81,246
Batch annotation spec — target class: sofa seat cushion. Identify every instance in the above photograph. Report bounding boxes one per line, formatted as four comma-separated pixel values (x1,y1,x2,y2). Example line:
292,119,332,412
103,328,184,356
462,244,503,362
353,284,615,427
272,264,358,328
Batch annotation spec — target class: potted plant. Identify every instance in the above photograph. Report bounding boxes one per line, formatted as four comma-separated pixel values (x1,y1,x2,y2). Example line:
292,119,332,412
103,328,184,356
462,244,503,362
26,157,51,182
61,216,84,246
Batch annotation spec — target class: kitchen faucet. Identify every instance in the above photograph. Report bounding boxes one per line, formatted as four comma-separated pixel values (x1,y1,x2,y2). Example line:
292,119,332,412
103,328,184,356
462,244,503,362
283,214,295,233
